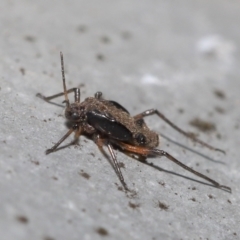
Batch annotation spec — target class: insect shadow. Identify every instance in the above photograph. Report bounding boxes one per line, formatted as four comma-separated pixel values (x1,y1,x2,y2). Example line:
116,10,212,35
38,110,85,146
141,160,223,190
36,52,231,193
160,133,225,164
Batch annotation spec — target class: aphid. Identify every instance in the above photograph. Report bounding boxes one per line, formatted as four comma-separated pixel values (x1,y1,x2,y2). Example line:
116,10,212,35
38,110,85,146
36,52,231,193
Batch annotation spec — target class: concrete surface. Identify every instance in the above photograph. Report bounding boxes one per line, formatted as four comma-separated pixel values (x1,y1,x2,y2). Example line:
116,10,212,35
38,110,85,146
0,1,240,240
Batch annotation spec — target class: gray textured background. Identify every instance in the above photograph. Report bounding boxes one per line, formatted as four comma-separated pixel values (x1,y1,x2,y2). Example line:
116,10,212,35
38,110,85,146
0,1,239,240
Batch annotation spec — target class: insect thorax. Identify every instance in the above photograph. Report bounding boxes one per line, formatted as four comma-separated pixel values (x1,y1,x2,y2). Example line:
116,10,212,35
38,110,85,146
78,97,159,148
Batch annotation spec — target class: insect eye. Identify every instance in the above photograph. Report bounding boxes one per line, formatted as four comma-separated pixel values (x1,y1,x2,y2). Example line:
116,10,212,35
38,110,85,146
135,133,147,145
135,119,145,127
70,112,79,120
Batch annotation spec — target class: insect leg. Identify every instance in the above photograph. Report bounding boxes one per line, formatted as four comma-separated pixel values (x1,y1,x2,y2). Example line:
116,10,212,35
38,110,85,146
36,88,80,103
107,143,128,188
115,142,231,193
134,109,225,154
94,91,103,99
46,128,74,154
94,136,128,190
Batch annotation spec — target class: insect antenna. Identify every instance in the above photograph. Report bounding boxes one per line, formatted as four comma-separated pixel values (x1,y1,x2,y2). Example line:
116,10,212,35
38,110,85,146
60,52,70,107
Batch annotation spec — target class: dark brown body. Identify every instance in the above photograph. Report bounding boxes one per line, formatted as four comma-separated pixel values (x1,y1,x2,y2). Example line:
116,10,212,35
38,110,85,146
70,97,159,149
36,52,231,193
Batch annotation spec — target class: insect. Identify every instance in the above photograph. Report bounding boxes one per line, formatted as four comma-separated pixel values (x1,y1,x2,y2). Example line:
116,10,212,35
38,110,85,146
36,52,231,193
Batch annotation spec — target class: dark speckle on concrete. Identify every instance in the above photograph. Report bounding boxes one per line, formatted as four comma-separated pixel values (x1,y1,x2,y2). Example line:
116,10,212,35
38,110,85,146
79,170,91,179
129,201,140,209
24,35,36,42
157,201,169,211
213,89,226,99
189,118,216,132
16,215,29,224
96,227,109,236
